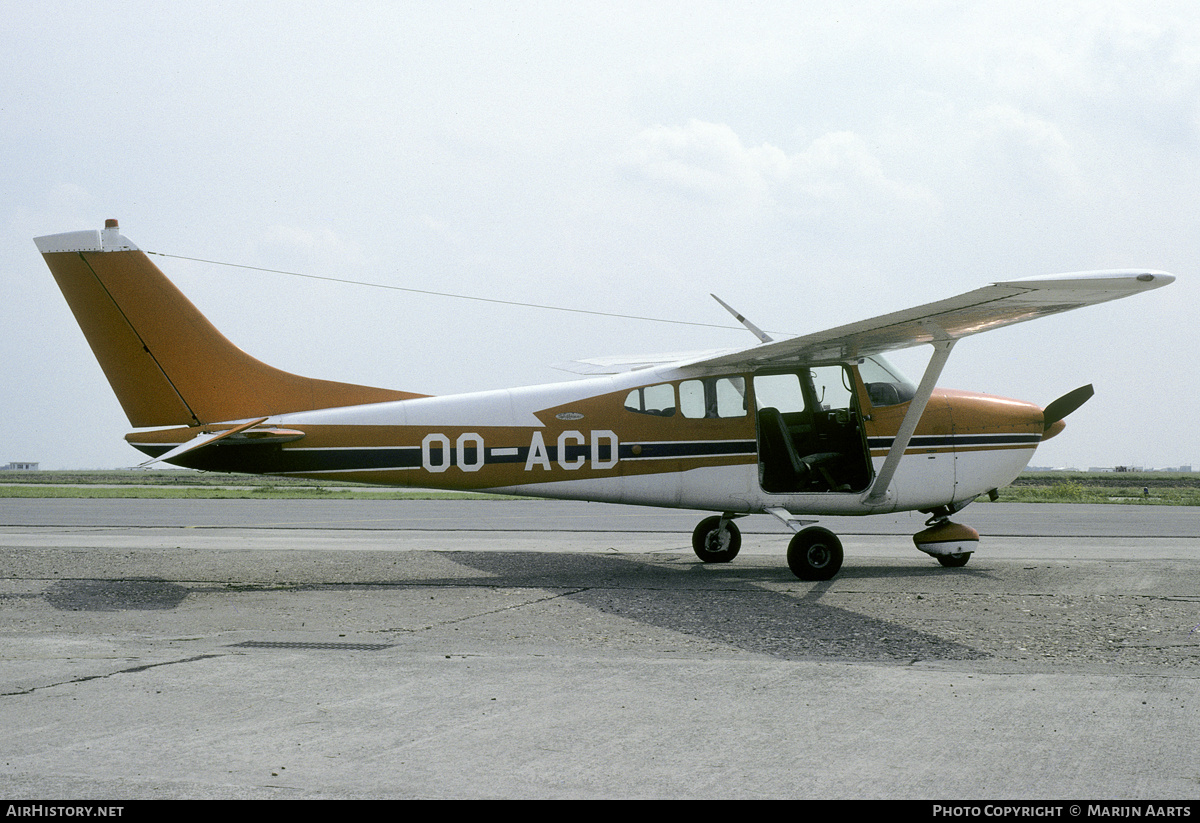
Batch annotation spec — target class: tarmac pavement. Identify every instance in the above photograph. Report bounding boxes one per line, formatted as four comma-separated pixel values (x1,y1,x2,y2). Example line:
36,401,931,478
1,500,1198,799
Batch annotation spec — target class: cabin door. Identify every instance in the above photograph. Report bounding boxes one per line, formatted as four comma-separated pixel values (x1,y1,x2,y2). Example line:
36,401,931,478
753,366,873,494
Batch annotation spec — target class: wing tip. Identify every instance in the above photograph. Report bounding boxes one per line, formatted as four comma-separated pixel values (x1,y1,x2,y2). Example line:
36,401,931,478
997,270,1175,291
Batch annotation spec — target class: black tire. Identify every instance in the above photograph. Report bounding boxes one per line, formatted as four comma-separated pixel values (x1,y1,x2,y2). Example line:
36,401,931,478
692,516,741,563
936,552,971,568
787,527,843,580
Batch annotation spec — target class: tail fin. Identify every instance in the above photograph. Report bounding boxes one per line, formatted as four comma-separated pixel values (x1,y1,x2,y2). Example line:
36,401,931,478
35,220,424,428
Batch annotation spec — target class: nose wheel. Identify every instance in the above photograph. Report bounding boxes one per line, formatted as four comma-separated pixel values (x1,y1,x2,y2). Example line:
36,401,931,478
914,518,978,568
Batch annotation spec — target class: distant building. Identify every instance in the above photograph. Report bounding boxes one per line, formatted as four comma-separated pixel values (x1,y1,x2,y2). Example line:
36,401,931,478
2,462,38,471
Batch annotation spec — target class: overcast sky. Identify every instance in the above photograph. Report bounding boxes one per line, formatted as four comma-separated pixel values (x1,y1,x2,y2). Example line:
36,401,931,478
3,1,1196,471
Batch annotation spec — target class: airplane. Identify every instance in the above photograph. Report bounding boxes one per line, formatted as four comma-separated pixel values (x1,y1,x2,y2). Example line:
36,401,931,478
35,220,1175,580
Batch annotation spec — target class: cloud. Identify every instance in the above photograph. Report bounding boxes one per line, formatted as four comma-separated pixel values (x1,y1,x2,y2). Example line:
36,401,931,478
966,104,1078,191
622,120,780,201
976,5,1200,148
622,119,935,216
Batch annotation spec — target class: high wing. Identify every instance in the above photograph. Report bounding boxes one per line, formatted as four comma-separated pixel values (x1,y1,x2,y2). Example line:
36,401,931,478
560,270,1174,375
683,270,1174,371
554,349,738,375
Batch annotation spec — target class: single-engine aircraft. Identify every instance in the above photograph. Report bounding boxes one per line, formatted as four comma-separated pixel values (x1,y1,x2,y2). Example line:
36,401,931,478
35,220,1175,580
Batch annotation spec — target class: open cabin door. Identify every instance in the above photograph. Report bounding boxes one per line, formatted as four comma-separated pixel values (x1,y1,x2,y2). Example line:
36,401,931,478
753,365,873,493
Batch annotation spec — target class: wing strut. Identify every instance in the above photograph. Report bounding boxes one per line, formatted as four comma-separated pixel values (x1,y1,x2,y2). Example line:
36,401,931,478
863,331,957,506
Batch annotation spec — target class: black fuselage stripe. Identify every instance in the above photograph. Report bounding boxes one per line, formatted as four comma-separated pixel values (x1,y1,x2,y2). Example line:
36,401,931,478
132,439,760,472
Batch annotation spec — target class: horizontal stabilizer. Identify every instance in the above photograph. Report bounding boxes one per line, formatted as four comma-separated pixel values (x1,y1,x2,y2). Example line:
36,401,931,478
136,418,307,468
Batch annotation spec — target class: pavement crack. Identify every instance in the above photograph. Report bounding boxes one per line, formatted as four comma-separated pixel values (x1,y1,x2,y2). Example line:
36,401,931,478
397,587,590,633
1,654,222,696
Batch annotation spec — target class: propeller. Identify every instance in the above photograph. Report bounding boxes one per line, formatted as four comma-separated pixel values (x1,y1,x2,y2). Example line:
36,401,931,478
1042,384,1094,431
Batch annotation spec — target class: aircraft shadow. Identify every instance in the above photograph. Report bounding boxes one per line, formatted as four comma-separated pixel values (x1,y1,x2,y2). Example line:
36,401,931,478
446,551,988,663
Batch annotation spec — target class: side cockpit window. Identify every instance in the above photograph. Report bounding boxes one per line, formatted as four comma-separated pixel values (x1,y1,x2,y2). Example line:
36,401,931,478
858,355,917,407
624,383,676,416
753,372,806,414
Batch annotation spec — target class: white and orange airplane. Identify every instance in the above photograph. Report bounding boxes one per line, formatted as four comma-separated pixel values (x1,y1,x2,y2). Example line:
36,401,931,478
35,220,1174,580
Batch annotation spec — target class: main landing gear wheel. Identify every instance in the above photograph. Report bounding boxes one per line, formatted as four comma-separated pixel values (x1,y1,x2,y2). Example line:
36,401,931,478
936,552,971,568
692,516,741,563
787,526,843,581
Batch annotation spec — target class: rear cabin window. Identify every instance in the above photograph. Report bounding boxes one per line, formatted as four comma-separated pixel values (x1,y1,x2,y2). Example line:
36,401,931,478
624,383,676,416
679,376,747,419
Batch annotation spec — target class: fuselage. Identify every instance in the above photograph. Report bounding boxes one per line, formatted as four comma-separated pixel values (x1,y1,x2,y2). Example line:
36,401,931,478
128,359,1045,517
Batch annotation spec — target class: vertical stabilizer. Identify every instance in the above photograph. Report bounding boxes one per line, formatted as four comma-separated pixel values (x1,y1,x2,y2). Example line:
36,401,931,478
36,220,423,427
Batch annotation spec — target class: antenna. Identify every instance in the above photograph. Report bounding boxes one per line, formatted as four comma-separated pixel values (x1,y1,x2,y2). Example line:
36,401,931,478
711,294,773,343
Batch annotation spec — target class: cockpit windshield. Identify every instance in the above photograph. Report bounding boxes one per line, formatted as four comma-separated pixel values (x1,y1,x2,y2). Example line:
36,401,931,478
859,355,917,407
